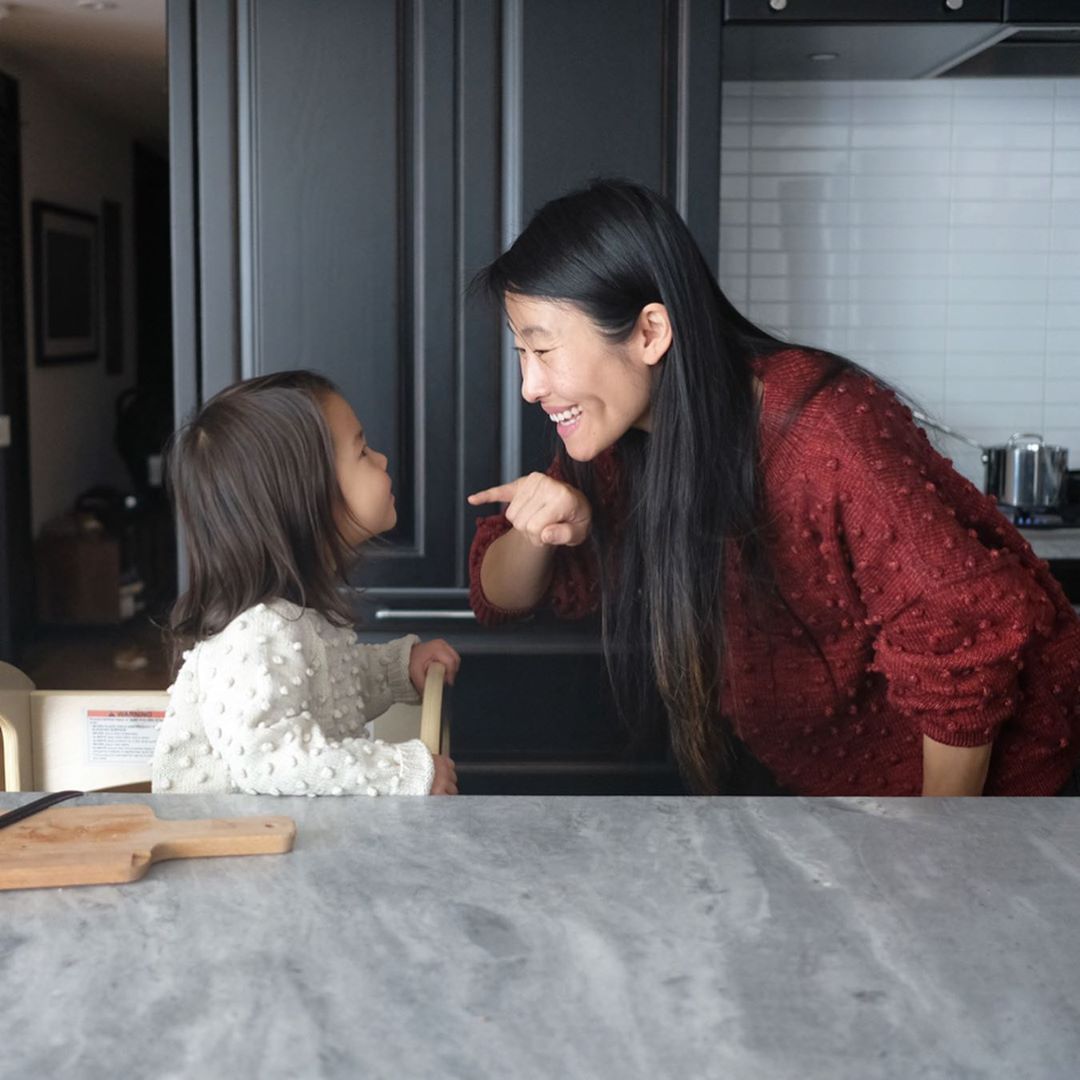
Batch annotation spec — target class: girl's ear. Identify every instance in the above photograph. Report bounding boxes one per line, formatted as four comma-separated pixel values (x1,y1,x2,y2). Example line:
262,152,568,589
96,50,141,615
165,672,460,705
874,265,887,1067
637,303,672,368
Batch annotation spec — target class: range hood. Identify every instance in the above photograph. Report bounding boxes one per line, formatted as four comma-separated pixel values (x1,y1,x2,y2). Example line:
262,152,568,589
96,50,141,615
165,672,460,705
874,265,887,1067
722,15,1080,81
941,28,1080,77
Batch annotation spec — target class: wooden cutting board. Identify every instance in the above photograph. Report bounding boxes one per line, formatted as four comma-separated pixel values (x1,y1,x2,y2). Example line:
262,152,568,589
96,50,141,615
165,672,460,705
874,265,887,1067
0,803,296,891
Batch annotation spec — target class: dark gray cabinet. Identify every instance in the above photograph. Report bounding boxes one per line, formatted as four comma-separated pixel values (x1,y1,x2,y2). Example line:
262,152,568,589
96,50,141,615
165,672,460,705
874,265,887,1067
170,0,722,594
169,0,721,792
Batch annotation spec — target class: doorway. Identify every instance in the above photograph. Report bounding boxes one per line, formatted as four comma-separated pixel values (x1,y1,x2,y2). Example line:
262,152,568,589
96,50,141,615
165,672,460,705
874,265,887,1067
0,0,173,687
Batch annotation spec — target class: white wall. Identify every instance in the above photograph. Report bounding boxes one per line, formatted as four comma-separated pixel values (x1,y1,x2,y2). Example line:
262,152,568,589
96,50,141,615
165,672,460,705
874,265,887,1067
719,78,1080,489
0,54,138,533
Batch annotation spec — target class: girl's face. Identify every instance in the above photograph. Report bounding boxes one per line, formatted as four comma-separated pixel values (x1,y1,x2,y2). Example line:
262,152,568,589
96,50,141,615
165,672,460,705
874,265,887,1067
322,392,397,545
505,293,670,462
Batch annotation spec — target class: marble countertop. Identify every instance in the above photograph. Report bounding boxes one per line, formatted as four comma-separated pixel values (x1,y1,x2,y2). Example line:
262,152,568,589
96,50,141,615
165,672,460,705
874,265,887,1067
1019,527,1080,561
2,793,1078,1079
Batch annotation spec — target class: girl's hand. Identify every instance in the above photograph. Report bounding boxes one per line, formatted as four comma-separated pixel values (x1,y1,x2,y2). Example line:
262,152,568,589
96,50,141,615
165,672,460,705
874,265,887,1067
467,472,592,547
430,753,458,795
409,638,461,693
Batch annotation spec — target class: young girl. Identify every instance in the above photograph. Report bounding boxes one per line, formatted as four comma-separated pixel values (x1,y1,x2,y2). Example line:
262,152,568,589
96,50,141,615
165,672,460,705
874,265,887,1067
152,371,460,797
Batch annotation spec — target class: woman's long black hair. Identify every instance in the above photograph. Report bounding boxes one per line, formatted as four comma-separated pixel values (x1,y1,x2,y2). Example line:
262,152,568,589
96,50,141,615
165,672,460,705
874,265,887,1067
476,179,847,792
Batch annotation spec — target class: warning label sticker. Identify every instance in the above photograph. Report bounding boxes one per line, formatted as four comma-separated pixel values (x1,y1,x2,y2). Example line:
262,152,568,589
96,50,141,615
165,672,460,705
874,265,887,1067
86,709,165,764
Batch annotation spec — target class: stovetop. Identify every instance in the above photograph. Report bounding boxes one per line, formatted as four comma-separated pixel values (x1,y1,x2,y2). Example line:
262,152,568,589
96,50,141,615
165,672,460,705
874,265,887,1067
998,504,1080,530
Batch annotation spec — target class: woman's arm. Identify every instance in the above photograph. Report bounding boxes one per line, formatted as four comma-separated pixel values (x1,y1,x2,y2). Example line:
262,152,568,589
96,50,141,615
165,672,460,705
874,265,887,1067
478,527,557,612
467,469,594,618
922,736,992,796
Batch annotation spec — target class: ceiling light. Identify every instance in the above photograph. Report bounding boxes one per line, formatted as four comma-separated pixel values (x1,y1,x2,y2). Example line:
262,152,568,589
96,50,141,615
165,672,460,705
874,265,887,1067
77,1,118,10
809,52,839,62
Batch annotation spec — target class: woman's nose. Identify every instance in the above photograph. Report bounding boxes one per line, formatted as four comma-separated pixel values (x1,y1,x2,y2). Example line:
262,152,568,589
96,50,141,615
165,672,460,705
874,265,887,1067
520,354,546,403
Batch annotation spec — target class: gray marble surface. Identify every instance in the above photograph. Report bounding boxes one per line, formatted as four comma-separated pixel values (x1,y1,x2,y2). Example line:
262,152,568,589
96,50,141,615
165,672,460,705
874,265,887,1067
1,794,1078,1080
1020,527,1080,561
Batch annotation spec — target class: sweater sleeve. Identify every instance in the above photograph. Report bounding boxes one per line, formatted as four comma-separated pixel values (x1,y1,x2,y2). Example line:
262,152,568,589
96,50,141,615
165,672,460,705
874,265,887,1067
467,453,611,625
198,614,434,796
826,376,1059,748
346,633,422,717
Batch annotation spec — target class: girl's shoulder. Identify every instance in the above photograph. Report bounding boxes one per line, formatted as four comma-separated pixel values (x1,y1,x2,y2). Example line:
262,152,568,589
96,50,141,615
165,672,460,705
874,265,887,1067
202,600,335,653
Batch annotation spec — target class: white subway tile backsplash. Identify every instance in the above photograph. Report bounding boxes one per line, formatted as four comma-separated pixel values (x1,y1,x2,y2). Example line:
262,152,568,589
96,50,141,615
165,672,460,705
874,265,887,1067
750,276,848,303
750,125,850,149
949,226,1050,252
952,175,1053,200
849,175,952,201
943,403,1045,430
850,276,948,303
949,251,1049,278
947,354,1047,378
1054,125,1080,150
751,96,853,124
1049,278,1080,304
751,176,850,200
1052,202,1080,226
849,225,955,251
748,201,847,227
721,175,751,199
951,149,1054,176
1051,228,1080,253
1043,403,1080,428
751,225,848,252
849,251,948,278
947,327,1046,354
951,124,1054,150
1047,356,1080,379
948,303,1049,329
952,96,1053,125
951,200,1052,227
849,149,952,175
722,78,1080,460
851,97,949,124
750,251,849,277
1047,330,1080,354
750,149,850,175
850,124,951,149
849,302,948,328
944,378,1044,404
748,302,849,328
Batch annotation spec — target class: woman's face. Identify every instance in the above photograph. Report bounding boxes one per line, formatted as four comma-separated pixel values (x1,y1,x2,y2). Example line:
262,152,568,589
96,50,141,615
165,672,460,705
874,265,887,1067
321,392,397,545
505,293,669,462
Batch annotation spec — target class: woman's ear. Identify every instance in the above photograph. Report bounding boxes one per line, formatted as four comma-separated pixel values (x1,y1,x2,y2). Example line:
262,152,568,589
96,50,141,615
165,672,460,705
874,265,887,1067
637,303,672,367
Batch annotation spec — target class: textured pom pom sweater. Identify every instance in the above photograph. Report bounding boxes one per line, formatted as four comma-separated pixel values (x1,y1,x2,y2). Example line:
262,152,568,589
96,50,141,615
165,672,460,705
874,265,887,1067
152,600,434,796
469,349,1080,796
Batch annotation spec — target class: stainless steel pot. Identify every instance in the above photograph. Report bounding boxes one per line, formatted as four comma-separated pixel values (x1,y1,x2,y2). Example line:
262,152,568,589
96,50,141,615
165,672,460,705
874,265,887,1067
983,433,1069,510
912,414,1070,511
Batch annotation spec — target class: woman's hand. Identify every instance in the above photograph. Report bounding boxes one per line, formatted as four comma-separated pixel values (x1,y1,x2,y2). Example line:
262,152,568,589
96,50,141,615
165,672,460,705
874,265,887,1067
468,472,592,547
430,753,458,795
408,638,461,693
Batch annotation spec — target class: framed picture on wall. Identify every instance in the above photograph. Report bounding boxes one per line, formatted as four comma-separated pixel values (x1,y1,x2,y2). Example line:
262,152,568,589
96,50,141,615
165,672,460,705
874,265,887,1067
32,201,99,365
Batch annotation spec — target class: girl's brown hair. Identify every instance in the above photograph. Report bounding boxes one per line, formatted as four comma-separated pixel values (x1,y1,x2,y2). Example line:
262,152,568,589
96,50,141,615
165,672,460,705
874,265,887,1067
166,370,358,664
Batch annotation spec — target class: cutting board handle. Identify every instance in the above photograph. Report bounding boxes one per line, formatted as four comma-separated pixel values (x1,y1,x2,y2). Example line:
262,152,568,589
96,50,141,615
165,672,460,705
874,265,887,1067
150,815,296,860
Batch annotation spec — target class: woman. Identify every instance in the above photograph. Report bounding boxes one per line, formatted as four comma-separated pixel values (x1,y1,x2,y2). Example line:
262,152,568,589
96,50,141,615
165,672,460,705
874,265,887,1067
467,179,1080,797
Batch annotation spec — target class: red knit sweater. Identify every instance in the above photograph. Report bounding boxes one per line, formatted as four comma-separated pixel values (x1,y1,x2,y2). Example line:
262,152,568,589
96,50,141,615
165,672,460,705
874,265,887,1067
469,349,1080,795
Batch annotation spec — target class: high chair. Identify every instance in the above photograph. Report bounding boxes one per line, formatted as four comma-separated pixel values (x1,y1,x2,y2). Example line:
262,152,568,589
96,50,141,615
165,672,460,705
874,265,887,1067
0,661,450,793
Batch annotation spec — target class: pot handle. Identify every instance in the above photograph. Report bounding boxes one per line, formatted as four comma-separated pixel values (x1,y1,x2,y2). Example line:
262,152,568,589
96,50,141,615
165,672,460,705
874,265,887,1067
1007,432,1045,449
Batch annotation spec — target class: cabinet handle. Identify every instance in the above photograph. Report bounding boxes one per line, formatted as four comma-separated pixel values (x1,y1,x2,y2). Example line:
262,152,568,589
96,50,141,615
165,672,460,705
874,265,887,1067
373,608,477,621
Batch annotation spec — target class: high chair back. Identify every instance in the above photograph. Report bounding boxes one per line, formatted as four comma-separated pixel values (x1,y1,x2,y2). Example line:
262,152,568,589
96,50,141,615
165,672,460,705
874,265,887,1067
0,660,450,793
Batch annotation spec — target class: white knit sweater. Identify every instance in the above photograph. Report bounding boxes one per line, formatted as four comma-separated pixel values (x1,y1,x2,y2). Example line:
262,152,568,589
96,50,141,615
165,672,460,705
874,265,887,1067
151,600,434,796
